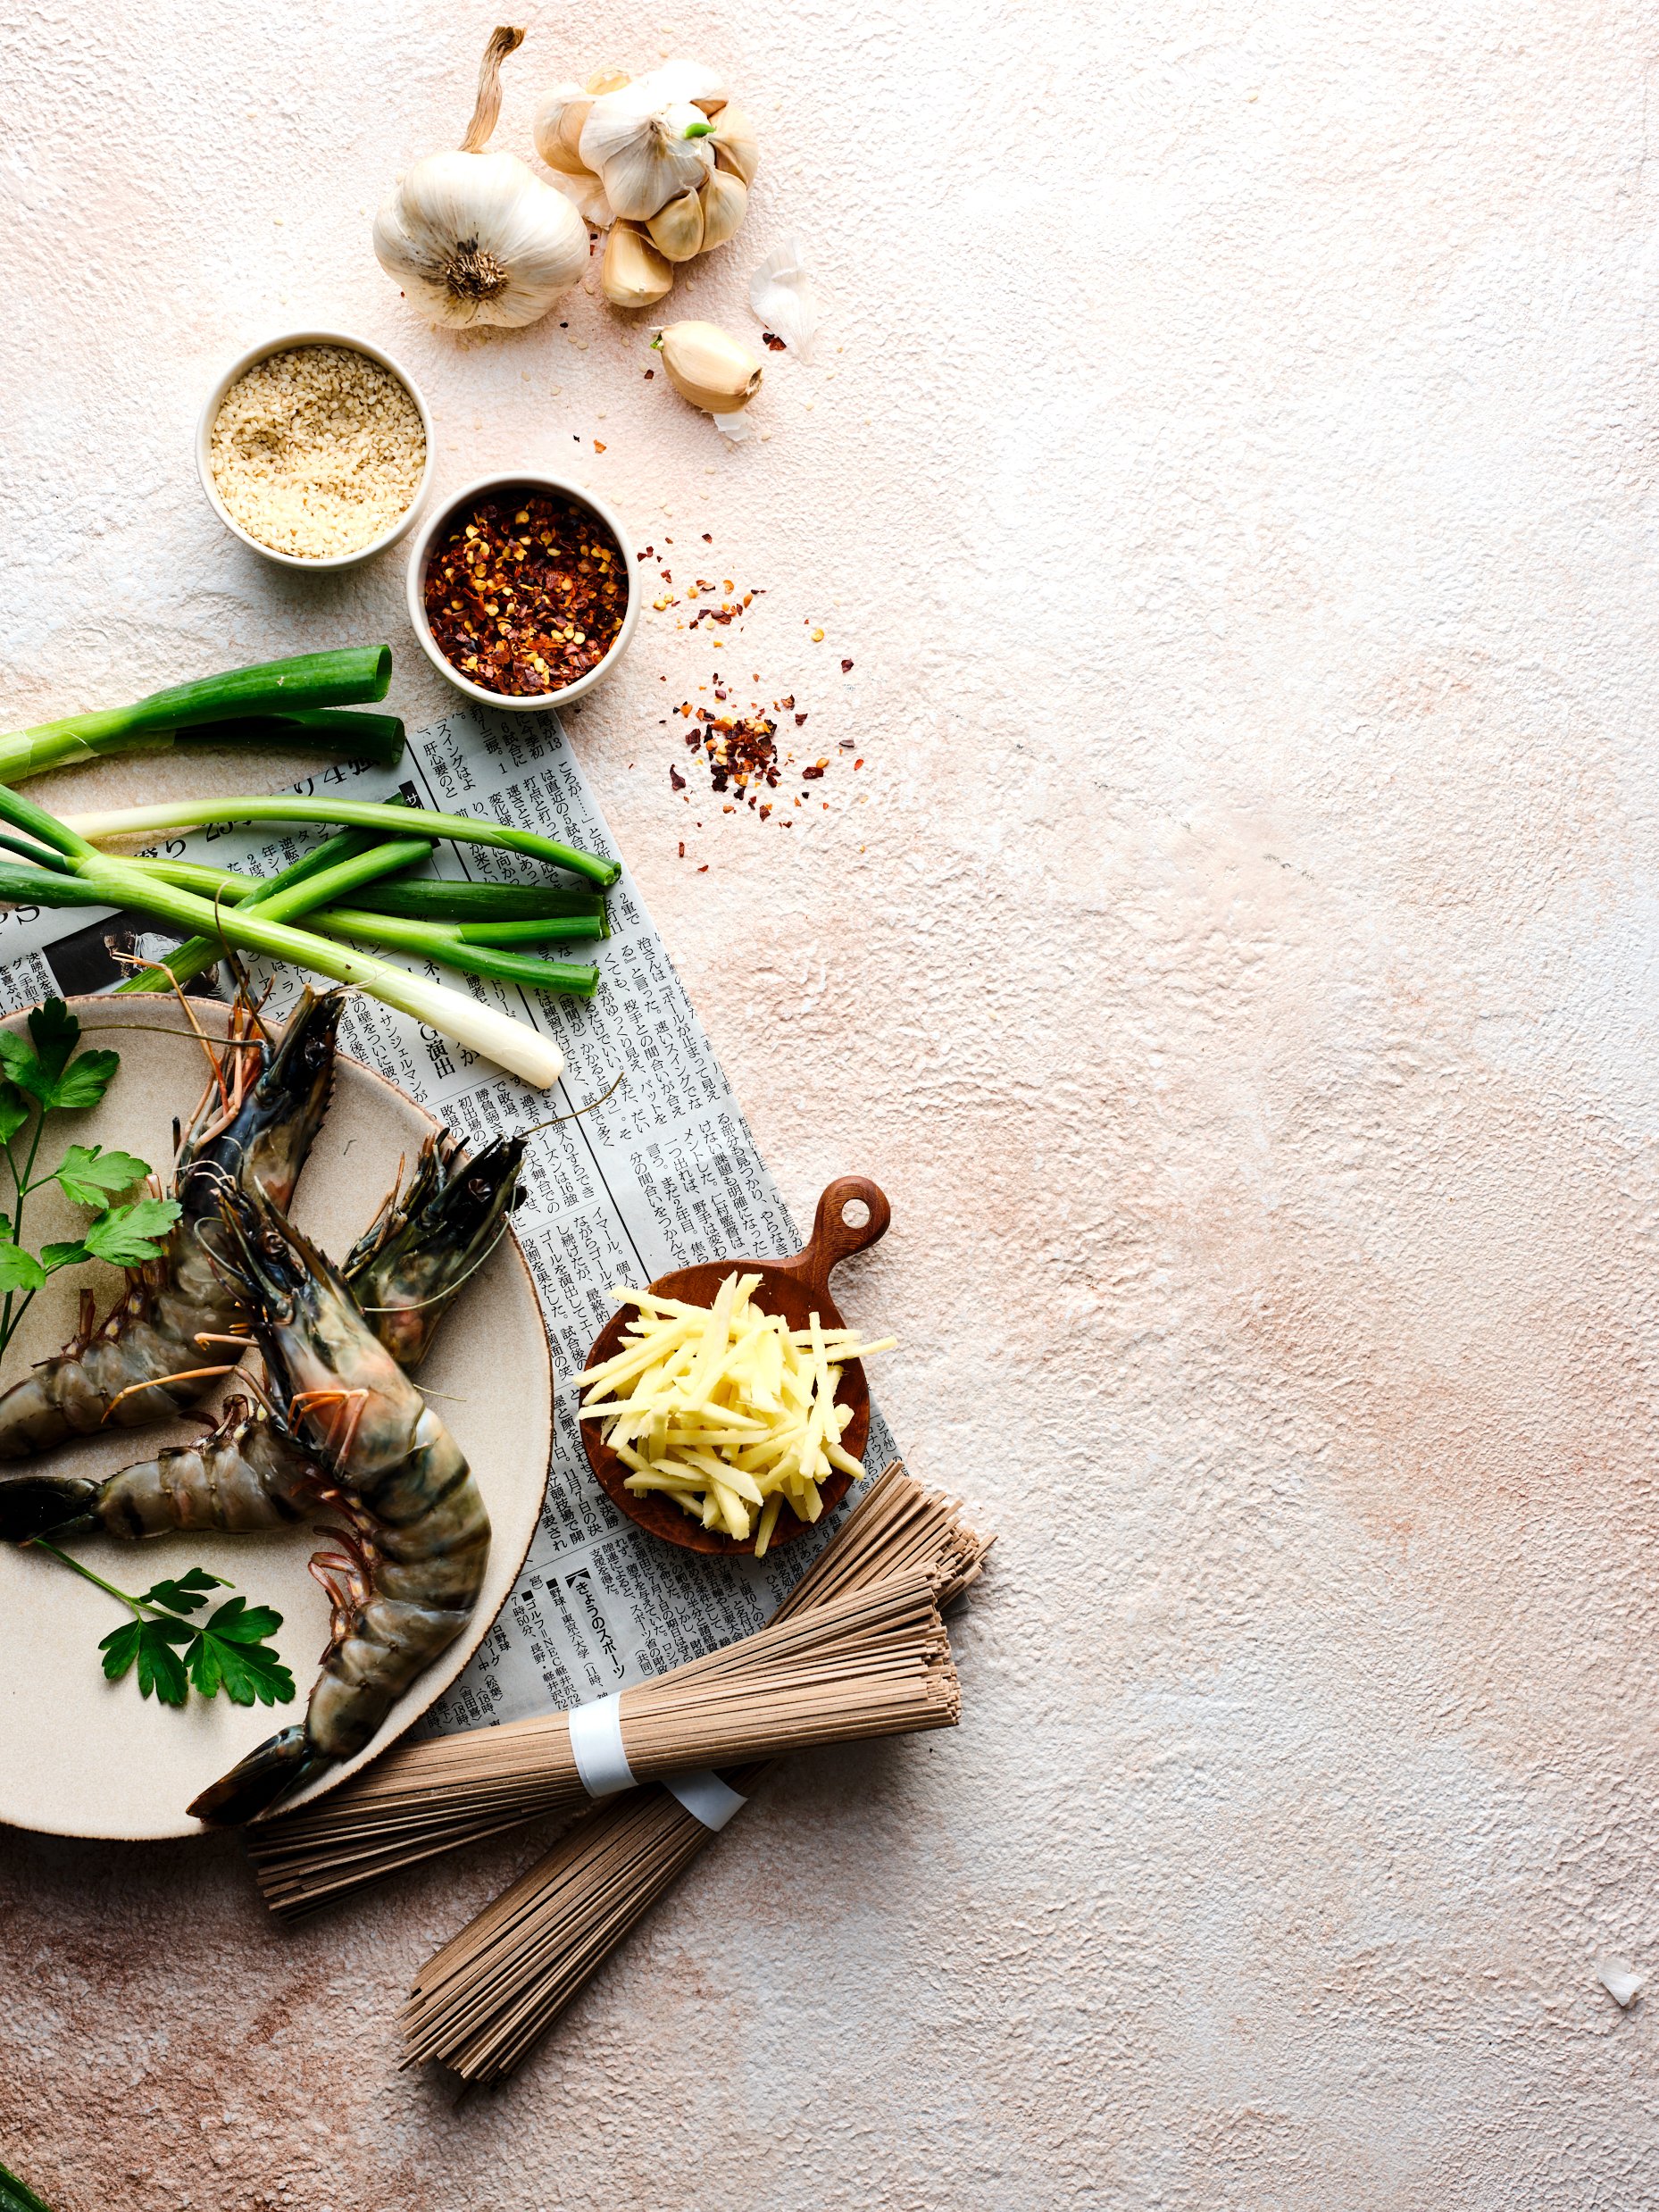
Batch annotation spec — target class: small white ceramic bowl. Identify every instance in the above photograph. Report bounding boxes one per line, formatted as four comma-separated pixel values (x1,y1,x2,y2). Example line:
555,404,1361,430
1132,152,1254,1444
405,472,639,713
196,329,434,572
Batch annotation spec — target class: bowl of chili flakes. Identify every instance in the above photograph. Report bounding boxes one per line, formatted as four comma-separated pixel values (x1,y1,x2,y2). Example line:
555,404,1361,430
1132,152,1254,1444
406,473,639,710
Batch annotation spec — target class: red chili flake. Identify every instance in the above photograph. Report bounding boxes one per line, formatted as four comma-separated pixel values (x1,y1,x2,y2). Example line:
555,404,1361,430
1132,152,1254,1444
678,840,686,857
854,757,863,769
839,738,855,749
702,532,713,542
762,332,787,351
670,767,686,790
422,486,627,697
802,761,827,780
795,713,808,727
644,369,655,379
697,864,708,872
841,659,854,673
594,441,607,453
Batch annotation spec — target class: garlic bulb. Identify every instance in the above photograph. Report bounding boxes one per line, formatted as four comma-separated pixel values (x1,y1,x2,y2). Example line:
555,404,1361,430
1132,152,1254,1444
646,188,704,263
710,104,759,187
374,28,588,330
696,169,747,251
603,222,674,310
579,61,724,221
655,321,763,413
535,65,631,176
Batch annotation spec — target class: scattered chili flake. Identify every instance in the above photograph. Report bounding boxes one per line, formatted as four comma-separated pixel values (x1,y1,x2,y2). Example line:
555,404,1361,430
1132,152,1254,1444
678,841,686,857
841,658,855,673
644,368,655,379
795,713,808,726
839,738,855,749
762,332,787,351
697,864,708,872
811,627,825,642
802,761,827,780
423,485,627,697
670,766,686,789
594,440,606,452
702,532,713,542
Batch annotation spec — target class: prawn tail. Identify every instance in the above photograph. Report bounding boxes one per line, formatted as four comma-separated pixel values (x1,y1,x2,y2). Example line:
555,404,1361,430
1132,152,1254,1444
0,1472,101,1543
188,1725,334,1828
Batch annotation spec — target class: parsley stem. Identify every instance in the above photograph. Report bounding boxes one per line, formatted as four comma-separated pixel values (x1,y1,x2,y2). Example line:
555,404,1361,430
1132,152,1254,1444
29,1537,145,1617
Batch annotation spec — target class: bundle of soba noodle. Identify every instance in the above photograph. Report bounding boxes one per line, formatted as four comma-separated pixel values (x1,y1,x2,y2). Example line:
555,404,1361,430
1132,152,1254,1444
402,1465,992,2081
248,1467,975,1917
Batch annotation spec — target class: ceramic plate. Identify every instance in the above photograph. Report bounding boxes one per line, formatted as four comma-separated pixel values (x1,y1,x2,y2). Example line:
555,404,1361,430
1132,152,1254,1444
0,996,550,1841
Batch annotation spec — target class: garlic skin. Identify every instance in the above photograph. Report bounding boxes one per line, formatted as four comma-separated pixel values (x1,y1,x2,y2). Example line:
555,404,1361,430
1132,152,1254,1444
710,104,759,188
646,188,704,263
602,222,675,310
749,235,821,361
374,28,588,329
579,61,724,221
655,321,763,413
696,169,747,251
555,169,613,231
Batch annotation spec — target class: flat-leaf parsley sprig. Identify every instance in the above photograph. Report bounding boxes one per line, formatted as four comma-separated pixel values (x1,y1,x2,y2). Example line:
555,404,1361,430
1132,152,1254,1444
0,997,180,1364
29,1548,296,1709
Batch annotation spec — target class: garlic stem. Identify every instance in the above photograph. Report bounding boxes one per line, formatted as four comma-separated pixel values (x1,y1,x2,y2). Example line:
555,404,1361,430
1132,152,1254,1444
462,25,526,154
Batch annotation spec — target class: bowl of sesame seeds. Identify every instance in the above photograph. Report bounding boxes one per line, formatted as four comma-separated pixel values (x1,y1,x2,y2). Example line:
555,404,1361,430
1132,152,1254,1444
405,472,638,710
196,330,432,571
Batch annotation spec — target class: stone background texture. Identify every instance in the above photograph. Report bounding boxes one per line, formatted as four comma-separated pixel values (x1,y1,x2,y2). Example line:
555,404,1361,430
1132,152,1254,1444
4,0,1658,2205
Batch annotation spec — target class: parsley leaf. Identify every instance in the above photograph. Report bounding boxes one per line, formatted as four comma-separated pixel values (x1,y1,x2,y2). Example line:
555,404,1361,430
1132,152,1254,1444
0,1244,46,1295
186,1598,295,1707
82,1198,182,1266
142,1567,230,1617
54,1145,151,1206
0,1085,29,1148
98,1615,194,1706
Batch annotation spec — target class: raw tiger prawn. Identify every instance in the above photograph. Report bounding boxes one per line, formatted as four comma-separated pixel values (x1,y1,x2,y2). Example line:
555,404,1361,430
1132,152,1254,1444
0,1132,523,1547
0,989,342,1461
185,1185,493,1825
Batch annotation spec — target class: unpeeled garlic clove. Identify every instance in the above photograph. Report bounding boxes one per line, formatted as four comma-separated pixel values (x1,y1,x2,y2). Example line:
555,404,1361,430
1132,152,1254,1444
556,167,613,230
655,320,763,413
646,187,704,263
710,103,759,187
602,221,675,309
696,168,747,251
534,83,594,176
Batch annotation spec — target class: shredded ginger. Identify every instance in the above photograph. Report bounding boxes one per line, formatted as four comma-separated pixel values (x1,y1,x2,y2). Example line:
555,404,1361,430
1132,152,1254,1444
575,1271,896,1553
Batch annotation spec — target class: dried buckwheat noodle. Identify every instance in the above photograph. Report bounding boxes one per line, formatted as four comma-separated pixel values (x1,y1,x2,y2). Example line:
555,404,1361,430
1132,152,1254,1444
400,1464,993,2082
248,1467,978,1920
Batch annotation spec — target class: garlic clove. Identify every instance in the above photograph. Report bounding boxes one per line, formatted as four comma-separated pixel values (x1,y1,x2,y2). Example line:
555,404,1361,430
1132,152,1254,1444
602,221,675,309
534,83,594,176
655,320,763,413
646,187,704,263
710,103,759,188
579,68,719,221
585,64,631,94
696,169,747,252
555,167,614,230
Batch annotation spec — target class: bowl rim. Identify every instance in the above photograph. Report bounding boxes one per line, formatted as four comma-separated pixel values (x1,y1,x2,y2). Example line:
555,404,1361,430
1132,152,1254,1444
195,327,435,573
404,470,640,713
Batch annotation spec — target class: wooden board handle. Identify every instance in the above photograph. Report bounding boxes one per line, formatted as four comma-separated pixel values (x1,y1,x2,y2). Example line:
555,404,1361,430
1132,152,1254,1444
779,1177,891,1306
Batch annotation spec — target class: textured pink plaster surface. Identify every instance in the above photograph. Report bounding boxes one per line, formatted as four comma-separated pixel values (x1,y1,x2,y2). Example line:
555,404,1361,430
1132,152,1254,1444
4,0,1659,2205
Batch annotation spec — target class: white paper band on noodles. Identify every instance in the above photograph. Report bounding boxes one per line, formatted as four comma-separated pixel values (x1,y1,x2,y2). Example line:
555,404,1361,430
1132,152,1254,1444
567,1692,638,1799
663,1767,748,1832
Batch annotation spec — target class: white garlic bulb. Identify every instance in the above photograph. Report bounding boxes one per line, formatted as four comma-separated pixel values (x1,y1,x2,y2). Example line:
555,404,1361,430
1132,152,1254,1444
655,321,763,413
374,28,588,330
646,187,704,263
696,168,747,251
602,222,675,309
579,61,724,221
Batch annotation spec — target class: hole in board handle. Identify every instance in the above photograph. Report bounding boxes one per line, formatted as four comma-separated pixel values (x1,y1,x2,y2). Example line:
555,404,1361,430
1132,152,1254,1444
841,1198,870,1230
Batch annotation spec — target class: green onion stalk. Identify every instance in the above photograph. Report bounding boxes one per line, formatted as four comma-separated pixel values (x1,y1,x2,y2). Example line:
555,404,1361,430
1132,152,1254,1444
63,795,620,891
0,795,568,1090
0,648,399,781
123,861,610,943
311,909,598,997
115,824,438,994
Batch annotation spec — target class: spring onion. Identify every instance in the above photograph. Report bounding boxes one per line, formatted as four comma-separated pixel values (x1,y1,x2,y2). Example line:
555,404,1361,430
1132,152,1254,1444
310,909,599,996
0,648,394,783
0,796,566,1088
116,828,438,995
63,795,620,890
123,861,607,938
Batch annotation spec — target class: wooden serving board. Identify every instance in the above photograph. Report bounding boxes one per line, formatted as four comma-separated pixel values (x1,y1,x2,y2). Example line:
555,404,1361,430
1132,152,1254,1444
0,997,550,1841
